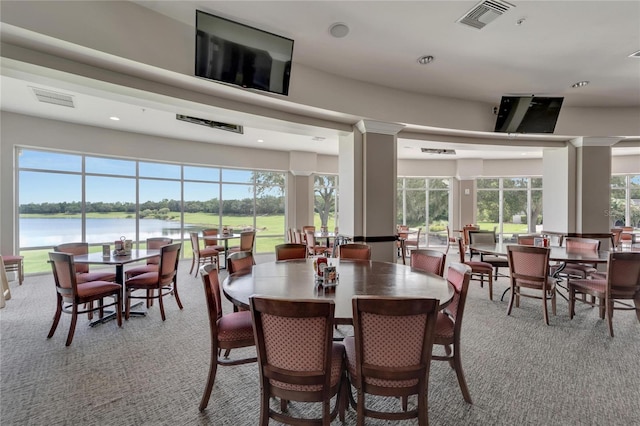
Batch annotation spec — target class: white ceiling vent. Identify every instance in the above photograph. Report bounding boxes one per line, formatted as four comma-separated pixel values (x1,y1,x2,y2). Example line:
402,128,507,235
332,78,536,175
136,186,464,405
457,0,515,30
176,114,243,134
31,87,75,108
629,50,640,58
421,148,456,155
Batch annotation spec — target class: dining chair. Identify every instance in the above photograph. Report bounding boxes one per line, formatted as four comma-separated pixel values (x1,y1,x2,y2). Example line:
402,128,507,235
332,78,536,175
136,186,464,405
0,257,13,308
506,245,556,325
344,296,439,425
228,230,256,255
226,251,256,274
305,231,330,257
54,242,116,283
124,242,182,321
47,251,122,346
125,237,173,279
403,227,422,257
610,228,623,249
456,238,495,301
202,228,227,253
410,249,446,277
433,262,473,403
2,254,24,285
274,243,307,261
198,264,256,411
550,237,600,281
301,225,316,244
124,237,173,308
445,226,458,254
462,225,479,256
396,224,409,257
249,296,347,425
338,243,371,261
467,230,509,279
516,234,545,245
189,232,220,276
568,251,640,337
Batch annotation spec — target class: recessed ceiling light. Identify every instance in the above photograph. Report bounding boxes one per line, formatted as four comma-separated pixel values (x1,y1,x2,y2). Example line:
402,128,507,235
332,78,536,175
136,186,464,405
109,116,120,121
329,23,349,38
417,55,434,65
257,139,264,143
571,80,589,88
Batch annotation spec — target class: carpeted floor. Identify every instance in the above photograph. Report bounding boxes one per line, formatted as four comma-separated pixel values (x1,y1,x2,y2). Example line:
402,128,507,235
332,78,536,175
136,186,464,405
1,254,639,425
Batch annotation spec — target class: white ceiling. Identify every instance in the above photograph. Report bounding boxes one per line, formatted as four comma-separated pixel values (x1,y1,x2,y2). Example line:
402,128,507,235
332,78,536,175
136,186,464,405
2,1,640,160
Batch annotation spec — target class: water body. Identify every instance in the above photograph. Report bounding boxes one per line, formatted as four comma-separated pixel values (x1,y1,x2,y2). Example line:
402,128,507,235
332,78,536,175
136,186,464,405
20,218,194,248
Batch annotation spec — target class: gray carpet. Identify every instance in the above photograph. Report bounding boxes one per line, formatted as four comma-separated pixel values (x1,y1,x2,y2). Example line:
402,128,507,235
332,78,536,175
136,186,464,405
1,255,639,425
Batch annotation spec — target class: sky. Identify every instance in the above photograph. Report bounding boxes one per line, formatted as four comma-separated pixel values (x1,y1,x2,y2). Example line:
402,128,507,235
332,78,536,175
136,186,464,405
18,149,281,204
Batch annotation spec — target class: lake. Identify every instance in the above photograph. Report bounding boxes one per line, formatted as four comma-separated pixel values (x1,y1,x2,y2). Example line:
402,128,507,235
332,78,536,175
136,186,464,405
20,218,194,248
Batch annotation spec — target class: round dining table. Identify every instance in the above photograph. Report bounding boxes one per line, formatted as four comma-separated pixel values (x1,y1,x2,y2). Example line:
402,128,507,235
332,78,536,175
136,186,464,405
222,258,454,325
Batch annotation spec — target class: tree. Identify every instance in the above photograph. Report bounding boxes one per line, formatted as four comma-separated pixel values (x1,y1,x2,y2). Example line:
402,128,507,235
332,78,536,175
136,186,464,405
314,175,337,227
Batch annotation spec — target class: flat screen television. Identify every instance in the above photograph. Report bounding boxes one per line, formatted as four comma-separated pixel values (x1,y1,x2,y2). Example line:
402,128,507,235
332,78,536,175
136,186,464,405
195,10,294,96
494,96,564,134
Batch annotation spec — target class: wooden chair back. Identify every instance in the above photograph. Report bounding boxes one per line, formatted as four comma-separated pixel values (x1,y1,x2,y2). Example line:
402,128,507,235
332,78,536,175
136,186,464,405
410,249,446,277
275,243,307,261
348,296,439,424
250,296,344,424
339,243,371,260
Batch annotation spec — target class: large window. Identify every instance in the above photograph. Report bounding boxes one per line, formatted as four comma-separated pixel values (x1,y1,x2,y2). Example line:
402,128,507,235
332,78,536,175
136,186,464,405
397,177,452,247
610,175,640,228
476,177,543,242
16,148,286,273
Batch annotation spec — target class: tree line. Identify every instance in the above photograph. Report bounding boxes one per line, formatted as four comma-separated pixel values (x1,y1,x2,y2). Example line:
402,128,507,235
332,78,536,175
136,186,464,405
20,196,286,216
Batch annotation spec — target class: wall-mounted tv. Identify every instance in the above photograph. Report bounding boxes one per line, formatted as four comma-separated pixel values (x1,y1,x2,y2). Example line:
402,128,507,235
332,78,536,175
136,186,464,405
494,96,564,134
195,10,294,96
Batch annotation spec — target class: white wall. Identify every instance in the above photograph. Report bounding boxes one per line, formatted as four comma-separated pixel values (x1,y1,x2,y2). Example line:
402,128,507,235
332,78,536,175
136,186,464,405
2,0,639,137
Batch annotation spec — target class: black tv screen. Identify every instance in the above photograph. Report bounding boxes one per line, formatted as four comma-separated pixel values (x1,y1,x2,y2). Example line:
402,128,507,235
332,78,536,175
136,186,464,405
494,96,564,133
195,10,293,96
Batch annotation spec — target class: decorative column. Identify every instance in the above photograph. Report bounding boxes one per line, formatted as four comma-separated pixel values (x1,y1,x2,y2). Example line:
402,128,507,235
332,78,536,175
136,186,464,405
543,137,620,234
339,120,404,262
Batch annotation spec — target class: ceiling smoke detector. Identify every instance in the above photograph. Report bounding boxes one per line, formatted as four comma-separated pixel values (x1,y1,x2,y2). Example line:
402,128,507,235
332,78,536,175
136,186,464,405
329,23,349,38
457,0,515,30
176,114,243,134
421,148,456,155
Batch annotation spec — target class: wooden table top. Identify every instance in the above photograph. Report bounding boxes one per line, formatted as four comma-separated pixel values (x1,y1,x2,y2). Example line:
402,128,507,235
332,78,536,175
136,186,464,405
222,258,454,324
469,243,610,263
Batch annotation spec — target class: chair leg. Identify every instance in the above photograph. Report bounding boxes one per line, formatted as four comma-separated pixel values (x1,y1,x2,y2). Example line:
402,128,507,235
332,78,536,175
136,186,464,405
115,294,122,327
453,343,472,403
606,299,614,337
507,285,516,316
66,303,79,346
173,281,184,310
199,347,219,411
47,296,63,338
189,255,196,275
635,296,640,323
158,290,166,321
125,289,131,320
259,388,270,426
487,273,493,301
568,287,575,319
542,290,550,326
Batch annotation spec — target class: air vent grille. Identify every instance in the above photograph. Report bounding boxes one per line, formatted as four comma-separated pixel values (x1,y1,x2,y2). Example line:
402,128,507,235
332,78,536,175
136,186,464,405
176,114,243,134
421,148,456,155
457,0,515,29
31,87,75,108
629,50,640,58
